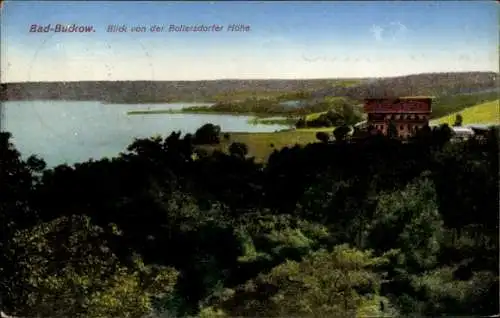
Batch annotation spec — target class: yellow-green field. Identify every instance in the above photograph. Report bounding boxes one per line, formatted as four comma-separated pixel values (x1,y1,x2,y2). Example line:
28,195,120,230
211,128,333,162
431,100,499,125
305,112,327,120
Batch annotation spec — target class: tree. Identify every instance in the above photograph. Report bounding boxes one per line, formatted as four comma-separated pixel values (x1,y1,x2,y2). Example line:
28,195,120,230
453,114,463,127
2,215,178,318
387,121,398,139
367,176,443,272
229,142,248,158
333,125,351,142
432,124,453,147
409,266,499,316
315,131,330,143
1,132,46,314
295,117,307,129
413,123,433,144
193,123,221,145
207,245,396,317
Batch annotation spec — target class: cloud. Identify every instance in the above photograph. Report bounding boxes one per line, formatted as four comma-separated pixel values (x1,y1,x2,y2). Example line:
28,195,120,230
390,21,407,32
370,21,408,43
388,21,408,41
370,24,384,42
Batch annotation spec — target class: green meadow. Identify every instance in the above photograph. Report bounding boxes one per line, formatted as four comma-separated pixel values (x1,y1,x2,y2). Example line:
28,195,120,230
208,128,330,163
431,100,499,125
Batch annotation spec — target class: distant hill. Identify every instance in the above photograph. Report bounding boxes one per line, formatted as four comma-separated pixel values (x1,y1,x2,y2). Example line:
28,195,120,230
311,72,498,100
0,79,355,103
0,72,497,103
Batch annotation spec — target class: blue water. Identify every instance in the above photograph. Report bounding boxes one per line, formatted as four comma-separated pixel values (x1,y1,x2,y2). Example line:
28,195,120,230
2,100,288,167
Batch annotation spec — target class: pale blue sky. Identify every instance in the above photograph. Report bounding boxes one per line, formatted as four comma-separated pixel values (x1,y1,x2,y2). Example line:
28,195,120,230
1,1,498,82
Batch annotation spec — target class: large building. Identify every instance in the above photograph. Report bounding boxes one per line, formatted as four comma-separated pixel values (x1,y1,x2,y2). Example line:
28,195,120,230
364,97,433,138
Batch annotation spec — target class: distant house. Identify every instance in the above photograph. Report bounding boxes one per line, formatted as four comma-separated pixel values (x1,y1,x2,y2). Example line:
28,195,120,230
364,97,433,138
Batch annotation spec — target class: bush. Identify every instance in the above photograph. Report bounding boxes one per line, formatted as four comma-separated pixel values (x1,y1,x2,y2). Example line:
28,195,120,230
208,245,392,317
295,117,307,128
296,98,364,128
193,123,222,145
316,131,330,143
229,142,248,157
3,215,178,318
453,114,463,127
333,125,351,142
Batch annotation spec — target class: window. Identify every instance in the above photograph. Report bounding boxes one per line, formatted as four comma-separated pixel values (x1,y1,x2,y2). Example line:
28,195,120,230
400,125,404,130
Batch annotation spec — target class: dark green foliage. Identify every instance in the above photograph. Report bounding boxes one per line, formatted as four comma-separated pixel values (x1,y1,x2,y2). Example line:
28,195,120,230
315,131,330,143
0,122,498,317
333,124,351,142
193,123,221,145
387,121,398,139
229,142,248,157
295,117,306,128
207,245,393,317
296,98,364,128
453,113,463,127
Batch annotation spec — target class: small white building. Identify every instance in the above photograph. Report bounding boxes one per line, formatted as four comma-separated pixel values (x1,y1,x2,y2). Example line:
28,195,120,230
451,126,475,140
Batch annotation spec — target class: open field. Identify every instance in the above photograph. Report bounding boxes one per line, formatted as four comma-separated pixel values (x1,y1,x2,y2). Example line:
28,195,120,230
431,100,499,125
208,128,332,162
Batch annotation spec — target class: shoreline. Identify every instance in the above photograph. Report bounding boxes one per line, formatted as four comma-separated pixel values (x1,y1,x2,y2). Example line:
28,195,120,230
126,109,276,117
126,108,298,119
126,108,300,127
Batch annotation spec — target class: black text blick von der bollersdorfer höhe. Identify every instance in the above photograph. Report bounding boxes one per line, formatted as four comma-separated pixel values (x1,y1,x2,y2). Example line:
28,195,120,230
106,24,251,32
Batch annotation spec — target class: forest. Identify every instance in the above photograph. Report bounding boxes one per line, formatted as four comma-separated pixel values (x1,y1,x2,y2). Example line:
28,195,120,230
0,121,498,317
1,71,497,103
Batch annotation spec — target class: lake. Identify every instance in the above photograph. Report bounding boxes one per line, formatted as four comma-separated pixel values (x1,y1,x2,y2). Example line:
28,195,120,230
2,100,288,167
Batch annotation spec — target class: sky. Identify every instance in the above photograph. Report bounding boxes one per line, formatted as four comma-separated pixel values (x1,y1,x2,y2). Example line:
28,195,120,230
0,1,498,82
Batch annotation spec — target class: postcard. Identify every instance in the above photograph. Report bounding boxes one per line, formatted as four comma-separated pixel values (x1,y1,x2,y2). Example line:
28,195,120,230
0,2,498,318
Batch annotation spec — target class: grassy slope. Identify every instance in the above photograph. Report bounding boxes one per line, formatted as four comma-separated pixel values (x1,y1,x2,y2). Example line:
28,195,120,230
431,100,500,125
306,112,327,120
214,128,331,162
